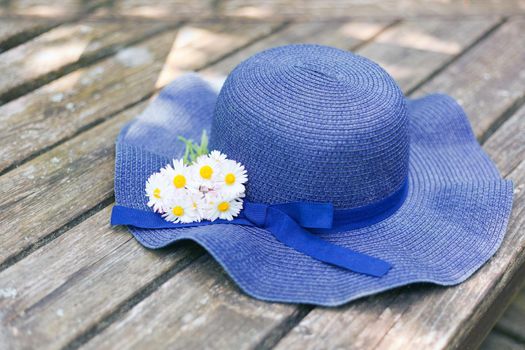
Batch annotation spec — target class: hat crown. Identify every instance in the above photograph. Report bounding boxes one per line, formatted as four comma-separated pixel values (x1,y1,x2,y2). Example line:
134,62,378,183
210,44,409,209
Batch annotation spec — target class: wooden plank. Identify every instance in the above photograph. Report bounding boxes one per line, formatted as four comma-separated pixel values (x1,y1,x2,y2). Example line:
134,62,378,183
81,256,299,350
484,105,525,177
494,288,525,343
201,17,501,95
219,0,525,19
0,21,280,174
480,331,525,350
68,18,521,348
0,103,141,265
4,0,525,22
0,18,58,53
200,20,394,79
415,18,525,139
0,0,104,18
356,17,502,93
0,20,393,348
84,0,525,20
0,206,203,349
109,0,216,19
0,19,170,103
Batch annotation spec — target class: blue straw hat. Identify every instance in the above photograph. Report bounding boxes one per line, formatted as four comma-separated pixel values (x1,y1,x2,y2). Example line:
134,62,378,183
112,44,513,306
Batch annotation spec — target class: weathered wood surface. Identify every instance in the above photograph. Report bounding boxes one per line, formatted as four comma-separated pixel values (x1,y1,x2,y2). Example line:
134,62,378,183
0,18,58,53
0,20,171,103
0,0,106,17
0,21,280,173
0,12,524,350
219,0,525,19
200,20,396,81
494,288,525,344
481,331,525,350
0,206,203,350
22,0,525,20
416,18,525,140
0,21,281,267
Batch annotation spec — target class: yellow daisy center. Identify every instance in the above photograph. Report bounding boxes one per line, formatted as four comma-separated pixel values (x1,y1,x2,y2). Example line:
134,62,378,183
200,165,213,179
173,174,186,189
153,188,161,199
172,206,184,217
225,173,236,185
218,201,230,212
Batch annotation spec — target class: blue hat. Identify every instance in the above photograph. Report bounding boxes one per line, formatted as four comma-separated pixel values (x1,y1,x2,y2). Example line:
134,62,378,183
111,44,513,306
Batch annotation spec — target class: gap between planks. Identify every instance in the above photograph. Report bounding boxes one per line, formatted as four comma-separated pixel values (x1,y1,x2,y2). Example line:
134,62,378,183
0,0,110,52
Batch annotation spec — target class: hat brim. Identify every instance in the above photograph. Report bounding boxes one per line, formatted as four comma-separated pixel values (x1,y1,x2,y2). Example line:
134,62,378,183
115,74,513,306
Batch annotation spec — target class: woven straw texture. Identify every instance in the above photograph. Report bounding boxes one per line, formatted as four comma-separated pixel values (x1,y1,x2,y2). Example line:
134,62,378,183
211,45,409,208
115,46,513,306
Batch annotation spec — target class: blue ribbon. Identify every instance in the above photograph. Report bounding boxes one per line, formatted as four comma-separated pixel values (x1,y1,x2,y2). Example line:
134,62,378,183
111,181,408,277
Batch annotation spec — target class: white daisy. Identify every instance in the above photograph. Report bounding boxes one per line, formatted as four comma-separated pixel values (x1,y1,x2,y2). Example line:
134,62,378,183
209,150,227,163
162,159,190,191
218,159,248,197
187,190,207,219
205,195,243,221
163,192,200,223
191,154,221,186
145,172,172,213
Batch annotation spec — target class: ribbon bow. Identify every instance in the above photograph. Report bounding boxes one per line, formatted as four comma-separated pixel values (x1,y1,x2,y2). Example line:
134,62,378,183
111,201,392,277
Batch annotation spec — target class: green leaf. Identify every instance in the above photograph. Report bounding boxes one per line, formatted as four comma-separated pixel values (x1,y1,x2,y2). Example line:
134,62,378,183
178,130,209,165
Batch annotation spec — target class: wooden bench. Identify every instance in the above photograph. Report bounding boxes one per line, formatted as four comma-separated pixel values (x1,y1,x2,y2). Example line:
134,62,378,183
0,2,524,349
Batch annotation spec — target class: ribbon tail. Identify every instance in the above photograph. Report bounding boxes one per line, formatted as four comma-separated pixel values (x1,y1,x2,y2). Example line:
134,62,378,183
265,207,391,277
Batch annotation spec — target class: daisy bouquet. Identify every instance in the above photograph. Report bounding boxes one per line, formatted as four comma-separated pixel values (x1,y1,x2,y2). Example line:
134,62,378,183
145,132,248,223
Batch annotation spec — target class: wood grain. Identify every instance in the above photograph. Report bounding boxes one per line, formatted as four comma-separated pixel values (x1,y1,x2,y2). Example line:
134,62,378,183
74,18,524,349
484,104,525,177
109,0,216,19
494,288,525,344
415,18,525,139
0,0,106,17
84,0,525,21
201,20,394,79
356,17,502,93
0,18,58,53
219,0,525,20
480,331,525,350
0,103,144,265
82,256,299,350
0,208,202,349
0,20,170,103
0,21,280,174
201,17,501,94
